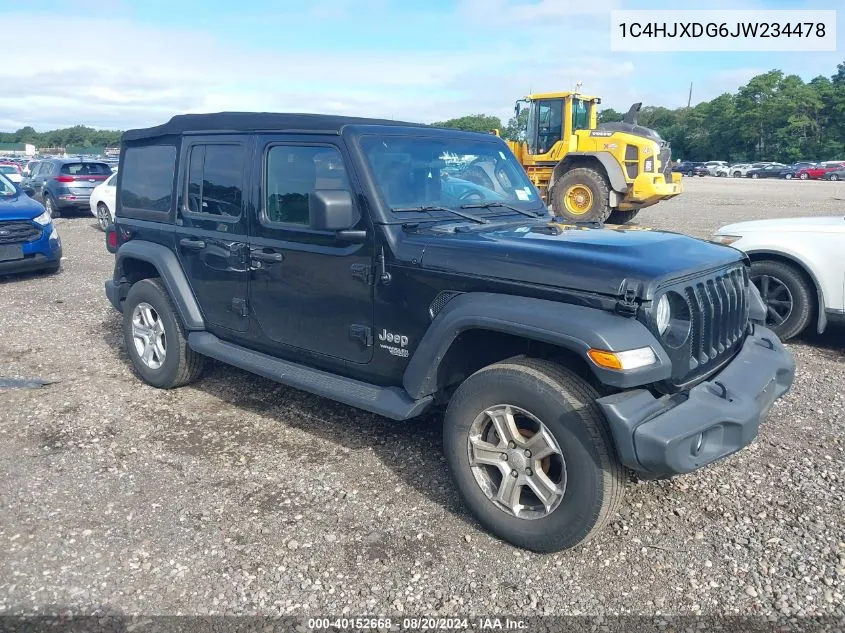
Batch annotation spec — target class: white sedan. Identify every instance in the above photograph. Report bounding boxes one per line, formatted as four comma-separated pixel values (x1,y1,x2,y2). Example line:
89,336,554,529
713,216,845,340
89,170,118,230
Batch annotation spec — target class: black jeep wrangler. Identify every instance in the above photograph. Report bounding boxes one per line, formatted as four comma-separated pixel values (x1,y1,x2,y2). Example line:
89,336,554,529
105,113,795,552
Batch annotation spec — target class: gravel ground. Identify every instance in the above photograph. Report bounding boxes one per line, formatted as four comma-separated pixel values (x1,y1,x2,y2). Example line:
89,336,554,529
0,177,843,620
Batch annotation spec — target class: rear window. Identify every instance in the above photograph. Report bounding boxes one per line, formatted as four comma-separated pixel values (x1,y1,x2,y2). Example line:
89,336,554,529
119,145,177,215
0,165,18,174
60,162,111,176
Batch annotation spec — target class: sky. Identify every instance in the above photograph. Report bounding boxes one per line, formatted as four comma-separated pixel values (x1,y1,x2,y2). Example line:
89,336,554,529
0,0,842,132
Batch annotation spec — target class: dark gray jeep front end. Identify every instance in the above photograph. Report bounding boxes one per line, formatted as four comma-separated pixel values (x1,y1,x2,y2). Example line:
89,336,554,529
597,263,795,477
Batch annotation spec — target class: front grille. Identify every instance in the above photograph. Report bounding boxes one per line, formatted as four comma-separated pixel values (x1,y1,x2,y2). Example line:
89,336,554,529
0,221,41,245
684,266,749,378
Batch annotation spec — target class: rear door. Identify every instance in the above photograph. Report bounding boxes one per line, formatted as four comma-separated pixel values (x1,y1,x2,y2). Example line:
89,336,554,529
174,135,252,333
29,161,51,200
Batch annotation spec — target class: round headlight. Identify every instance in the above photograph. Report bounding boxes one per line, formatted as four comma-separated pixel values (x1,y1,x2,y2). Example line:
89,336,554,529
656,294,671,334
658,292,692,348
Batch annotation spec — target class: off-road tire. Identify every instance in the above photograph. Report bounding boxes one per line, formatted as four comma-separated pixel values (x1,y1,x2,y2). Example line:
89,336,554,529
550,168,611,223
750,259,813,341
122,278,206,388
443,357,624,552
606,209,639,224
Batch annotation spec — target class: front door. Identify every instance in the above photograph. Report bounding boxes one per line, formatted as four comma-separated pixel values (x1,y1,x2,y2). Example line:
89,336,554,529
247,136,375,364
175,136,251,333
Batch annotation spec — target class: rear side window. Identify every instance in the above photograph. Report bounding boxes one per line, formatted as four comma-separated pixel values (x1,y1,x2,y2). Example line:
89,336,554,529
184,144,244,218
120,145,177,215
61,162,111,175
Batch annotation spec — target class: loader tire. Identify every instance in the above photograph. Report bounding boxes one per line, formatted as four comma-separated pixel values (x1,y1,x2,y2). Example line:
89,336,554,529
606,209,639,224
550,168,611,223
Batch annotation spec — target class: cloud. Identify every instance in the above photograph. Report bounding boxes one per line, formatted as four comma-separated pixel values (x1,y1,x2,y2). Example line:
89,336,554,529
1,1,840,132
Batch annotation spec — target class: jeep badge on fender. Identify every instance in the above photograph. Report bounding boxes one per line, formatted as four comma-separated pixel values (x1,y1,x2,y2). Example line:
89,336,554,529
104,112,795,552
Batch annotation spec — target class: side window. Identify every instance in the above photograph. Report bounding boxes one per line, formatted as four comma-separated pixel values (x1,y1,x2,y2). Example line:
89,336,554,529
120,145,176,214
184,144,244,218
264,145,348,225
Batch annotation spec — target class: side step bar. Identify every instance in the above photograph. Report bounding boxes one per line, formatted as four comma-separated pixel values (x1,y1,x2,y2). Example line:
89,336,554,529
188,332,433,421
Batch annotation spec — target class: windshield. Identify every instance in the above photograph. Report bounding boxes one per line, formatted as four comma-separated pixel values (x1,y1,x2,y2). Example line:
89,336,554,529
0,173,17,196
360,135,541,214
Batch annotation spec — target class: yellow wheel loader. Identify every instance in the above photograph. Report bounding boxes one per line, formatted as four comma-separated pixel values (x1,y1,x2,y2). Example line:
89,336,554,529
499,92,683,224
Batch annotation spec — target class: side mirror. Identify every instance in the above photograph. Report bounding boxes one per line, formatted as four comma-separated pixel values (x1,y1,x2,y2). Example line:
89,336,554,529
22,186,35,197
309,189,360,231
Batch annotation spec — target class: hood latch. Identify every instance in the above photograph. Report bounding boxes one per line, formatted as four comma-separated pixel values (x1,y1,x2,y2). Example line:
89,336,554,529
615,279,641,316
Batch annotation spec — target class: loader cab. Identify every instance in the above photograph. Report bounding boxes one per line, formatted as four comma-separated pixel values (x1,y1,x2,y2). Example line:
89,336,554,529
519,92,600,156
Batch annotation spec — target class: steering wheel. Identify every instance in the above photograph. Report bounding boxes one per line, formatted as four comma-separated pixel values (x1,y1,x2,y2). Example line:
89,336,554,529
459,190,484,201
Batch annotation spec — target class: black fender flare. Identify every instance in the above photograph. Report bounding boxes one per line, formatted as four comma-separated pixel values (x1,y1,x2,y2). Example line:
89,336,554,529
552,152,629,193
402,293,671,399
114,240,205,330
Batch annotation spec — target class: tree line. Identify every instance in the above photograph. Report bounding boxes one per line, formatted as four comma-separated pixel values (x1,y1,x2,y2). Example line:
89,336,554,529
433,60,845,163
0,125,122,149
5,60,844,162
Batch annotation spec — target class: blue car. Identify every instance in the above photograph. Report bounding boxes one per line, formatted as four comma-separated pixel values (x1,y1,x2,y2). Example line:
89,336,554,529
0,173,62,275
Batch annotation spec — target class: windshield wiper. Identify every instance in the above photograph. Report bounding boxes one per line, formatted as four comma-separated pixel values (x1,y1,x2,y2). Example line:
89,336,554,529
392,205,488,224
460,201,546,218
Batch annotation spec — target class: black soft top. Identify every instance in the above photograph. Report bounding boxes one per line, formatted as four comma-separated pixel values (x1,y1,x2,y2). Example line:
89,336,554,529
121,112,429,142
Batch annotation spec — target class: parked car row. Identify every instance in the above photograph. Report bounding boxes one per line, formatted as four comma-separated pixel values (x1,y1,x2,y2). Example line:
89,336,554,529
673,159,845,180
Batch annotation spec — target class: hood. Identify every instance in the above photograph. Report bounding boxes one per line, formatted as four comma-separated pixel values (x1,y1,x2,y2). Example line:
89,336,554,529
416,221,745,300
0,191,46,220
718,216,845,234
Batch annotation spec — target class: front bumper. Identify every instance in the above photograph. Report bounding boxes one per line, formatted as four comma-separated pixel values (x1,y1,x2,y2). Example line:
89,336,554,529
625,172,683,209
597,326,795,476
0,223,62,275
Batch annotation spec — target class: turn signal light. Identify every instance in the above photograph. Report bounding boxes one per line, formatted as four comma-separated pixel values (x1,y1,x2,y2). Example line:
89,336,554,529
587,347,657,371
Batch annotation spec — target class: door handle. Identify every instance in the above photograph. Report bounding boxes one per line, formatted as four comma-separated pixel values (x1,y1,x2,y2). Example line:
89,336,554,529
180,238,206,250
250,249,283,263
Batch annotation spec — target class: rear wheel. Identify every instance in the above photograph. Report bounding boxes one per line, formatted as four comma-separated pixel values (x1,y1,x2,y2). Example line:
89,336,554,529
122,278,206,388
443,357,624,552
733,171,742,177
550,168,611,223
785,173,793,180
750,260,813,341
96,203,111,231
751,173,759,179
830,174,839,181
799,172,809,180
606,209,639,224
44,194,58,218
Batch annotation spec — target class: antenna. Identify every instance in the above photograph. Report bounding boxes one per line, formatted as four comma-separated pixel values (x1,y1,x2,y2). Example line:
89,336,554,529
575,81,583,94
687,82,693,108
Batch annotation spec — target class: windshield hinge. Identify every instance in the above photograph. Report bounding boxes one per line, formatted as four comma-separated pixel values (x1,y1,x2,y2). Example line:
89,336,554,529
615,279,640,316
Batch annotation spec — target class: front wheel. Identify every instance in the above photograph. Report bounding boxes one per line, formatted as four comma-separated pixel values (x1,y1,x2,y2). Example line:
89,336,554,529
751,173,759,179
785,173,793,180
733,171,742,177
799,172,809,180
122,278,206,388
550,168,611,223
830,174,839,181
750,260,813,341
443,358,624,552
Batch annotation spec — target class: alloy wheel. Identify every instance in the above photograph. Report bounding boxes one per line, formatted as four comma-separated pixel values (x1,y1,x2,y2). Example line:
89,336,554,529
467,404,566,520
131,302,167,370
752,274,794,328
